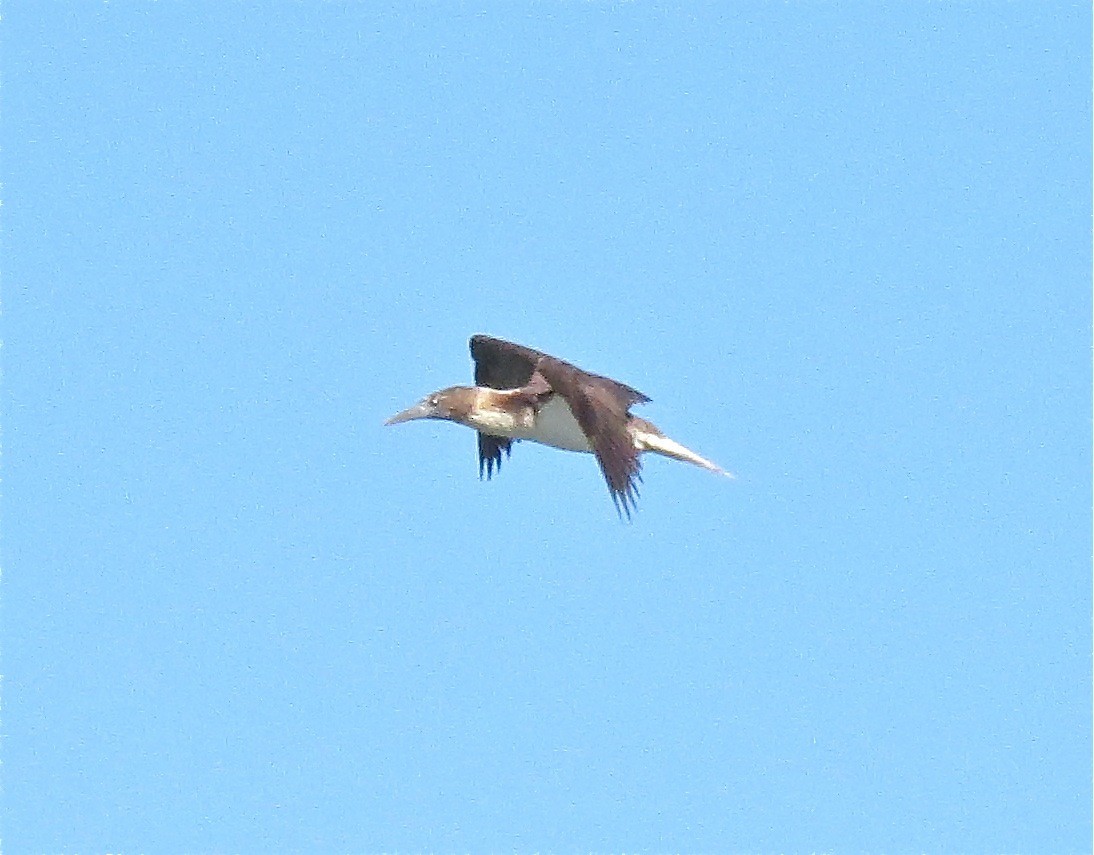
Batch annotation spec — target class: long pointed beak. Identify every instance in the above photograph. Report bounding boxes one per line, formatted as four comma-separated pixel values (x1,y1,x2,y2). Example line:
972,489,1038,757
384,401,434,426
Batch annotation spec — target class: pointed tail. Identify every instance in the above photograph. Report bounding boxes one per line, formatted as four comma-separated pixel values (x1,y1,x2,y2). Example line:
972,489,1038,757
630,418,734,478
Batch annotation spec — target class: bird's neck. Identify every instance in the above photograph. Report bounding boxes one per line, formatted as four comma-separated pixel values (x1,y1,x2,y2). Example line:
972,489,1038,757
461,388,535,436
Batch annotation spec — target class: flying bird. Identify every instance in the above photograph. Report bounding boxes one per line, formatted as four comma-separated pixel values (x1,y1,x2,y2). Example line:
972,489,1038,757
385,335,731,516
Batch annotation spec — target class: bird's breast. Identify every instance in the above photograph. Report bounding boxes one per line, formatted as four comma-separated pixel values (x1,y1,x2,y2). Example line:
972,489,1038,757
469,394,593,453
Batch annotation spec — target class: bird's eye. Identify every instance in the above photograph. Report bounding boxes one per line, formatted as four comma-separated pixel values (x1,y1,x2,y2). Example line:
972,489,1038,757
429,396,439,407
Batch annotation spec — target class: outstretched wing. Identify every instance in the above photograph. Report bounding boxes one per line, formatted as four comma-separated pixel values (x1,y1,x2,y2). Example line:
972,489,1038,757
469,335,550,479
470,335,547,389
535,355,651,518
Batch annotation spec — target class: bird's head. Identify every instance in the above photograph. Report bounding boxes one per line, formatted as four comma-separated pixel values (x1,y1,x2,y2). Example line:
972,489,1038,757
384,386,476,426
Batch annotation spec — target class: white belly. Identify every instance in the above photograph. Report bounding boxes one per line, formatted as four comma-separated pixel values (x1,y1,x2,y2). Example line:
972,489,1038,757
523,395,593,453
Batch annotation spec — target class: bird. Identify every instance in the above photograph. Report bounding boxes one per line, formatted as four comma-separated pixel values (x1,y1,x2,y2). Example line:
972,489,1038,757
385,335,732,516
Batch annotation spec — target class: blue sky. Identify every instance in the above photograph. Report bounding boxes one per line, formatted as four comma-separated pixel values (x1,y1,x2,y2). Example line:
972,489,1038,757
3,3,1090,852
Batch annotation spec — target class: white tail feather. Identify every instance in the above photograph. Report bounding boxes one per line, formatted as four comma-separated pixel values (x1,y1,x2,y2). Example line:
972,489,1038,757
632,422,734,478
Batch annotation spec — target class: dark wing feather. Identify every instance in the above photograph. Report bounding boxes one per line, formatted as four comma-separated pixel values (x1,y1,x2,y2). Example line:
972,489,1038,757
535,355,650,518
470,335,547,390
469,335,550,479
478,433,510,479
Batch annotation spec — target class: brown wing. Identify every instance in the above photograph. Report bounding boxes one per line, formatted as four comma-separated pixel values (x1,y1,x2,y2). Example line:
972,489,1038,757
470,335,547,389
477,433,509,480
535,355,651,518
471,334,649,402
470,335,551,479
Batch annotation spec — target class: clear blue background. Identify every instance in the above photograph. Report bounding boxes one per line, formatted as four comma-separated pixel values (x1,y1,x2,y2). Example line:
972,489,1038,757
4,4,1090,852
